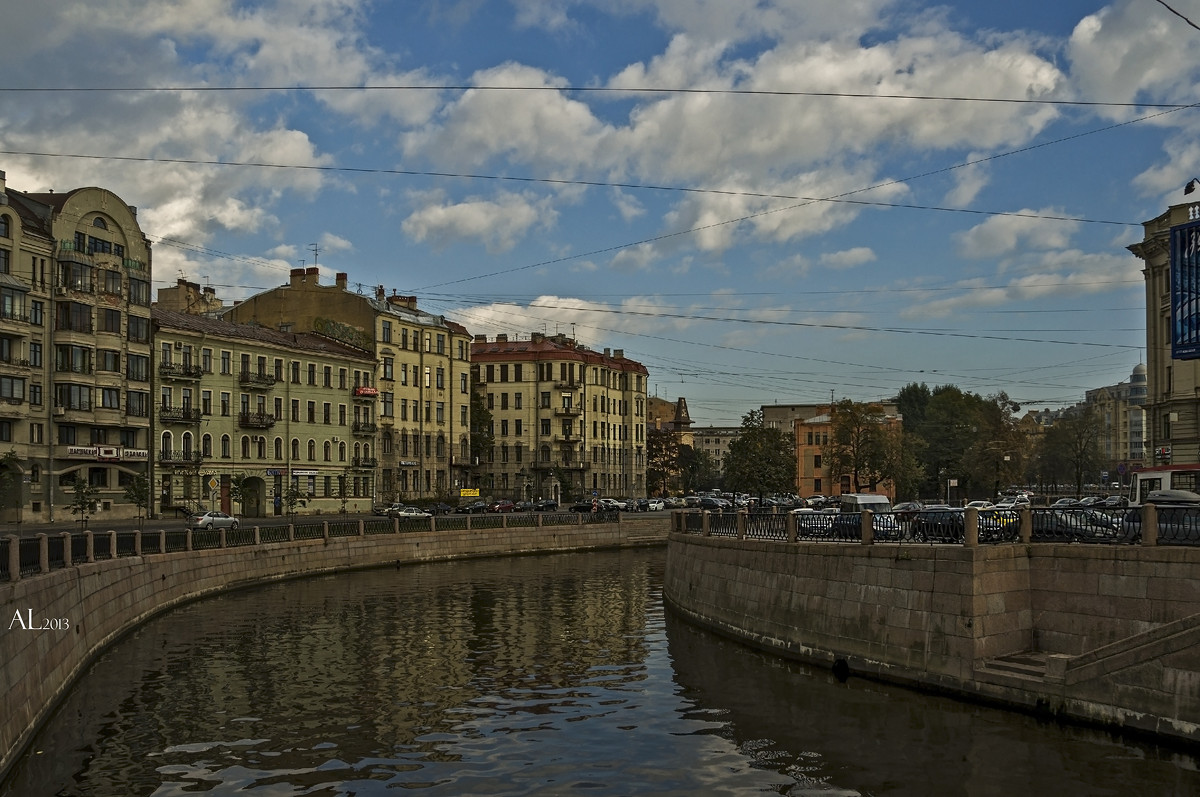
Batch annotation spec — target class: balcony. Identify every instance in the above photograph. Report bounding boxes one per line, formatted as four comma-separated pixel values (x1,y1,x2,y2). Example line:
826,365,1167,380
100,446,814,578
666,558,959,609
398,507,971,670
351,456,379,469
158,449,203,467
0,397,25,416
0,307,31,327
553,432,578,443
554,406,582,417
159,362,204,380
238,411,276,429
352,421,378,435
159,406,202,424
238,370,278,389
554,381,579,390
0,357,31,368
56,241,94,267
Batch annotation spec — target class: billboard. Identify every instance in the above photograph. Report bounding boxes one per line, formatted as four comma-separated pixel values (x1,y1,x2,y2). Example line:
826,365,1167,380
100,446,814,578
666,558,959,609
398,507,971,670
1171,218,1200,359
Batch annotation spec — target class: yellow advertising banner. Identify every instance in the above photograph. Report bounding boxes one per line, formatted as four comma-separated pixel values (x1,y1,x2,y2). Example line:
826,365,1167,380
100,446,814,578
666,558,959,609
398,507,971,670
459,488,480,497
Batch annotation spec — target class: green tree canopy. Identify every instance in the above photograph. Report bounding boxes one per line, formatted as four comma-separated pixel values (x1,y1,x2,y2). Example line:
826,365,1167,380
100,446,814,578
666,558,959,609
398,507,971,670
722,410,795,497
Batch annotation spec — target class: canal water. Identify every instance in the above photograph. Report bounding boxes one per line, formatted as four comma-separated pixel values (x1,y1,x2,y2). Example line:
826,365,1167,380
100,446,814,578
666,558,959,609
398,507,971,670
3,549,1199,796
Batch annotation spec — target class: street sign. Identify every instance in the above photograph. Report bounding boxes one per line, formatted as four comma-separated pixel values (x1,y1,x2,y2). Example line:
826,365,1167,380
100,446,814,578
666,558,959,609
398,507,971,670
207,476,219,491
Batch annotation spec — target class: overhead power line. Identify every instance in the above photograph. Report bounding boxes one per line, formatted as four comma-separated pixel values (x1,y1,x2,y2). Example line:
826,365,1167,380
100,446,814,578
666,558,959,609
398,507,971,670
0,83,1194,110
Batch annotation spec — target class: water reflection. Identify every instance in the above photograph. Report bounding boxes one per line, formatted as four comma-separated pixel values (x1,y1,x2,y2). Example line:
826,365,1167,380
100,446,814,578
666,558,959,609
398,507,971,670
3,549,1199,796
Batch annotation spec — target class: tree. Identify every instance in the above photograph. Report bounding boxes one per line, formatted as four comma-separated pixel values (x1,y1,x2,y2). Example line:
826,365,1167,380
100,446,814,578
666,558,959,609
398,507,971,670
229,474,247,515
0,450,21,512
646,428,680,495
69,477,99,528
123,472,151,529
893,382,932,435
1039,406,1103,495
282,482,305,518
823,400,891,493
722,410,796,498
678,445,719,494
469,374,494,474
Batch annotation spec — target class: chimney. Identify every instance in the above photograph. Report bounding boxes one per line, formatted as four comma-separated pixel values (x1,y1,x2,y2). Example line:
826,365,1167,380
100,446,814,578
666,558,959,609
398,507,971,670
474,334,487,342
496,333,508,343
531,332,544,343
614,349,624,359
375,285,385,300
335,272,347,289
0,169,7,206
305,266,319,282
289,268,305,287
604,348,611,356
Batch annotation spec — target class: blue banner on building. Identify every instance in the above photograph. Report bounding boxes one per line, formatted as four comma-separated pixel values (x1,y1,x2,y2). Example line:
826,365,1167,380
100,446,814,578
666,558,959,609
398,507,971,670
1171,219,1200,359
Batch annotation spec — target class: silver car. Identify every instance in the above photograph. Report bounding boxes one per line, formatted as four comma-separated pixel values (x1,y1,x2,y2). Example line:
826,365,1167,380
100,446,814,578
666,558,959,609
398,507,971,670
188,510,239,530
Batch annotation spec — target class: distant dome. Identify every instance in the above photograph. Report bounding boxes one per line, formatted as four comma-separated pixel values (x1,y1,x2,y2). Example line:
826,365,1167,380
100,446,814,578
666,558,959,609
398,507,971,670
1133,363,1146,376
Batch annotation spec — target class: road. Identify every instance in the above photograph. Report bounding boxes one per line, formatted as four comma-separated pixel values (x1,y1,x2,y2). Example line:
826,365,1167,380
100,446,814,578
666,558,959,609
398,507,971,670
0,512,380,540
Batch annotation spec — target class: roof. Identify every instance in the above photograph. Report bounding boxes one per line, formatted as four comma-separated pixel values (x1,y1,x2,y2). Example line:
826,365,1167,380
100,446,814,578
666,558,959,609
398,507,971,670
472,336,649,375
152,307,375,360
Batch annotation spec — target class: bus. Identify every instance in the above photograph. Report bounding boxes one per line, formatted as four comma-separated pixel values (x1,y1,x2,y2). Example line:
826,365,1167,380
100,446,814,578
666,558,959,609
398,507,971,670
1128,464,1200,504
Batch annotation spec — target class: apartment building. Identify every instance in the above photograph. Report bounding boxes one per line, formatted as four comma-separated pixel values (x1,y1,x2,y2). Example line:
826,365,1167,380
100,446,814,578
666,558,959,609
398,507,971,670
0,171,152,522
471,333,649,503
152,307,378,517
223,269,473,502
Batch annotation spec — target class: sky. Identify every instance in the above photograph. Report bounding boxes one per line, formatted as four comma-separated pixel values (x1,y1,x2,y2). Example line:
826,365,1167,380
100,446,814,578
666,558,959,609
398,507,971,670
2,0,1198,426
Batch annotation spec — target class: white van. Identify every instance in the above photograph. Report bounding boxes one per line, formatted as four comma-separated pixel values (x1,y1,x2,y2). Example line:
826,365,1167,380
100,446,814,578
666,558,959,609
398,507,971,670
837,493,892,514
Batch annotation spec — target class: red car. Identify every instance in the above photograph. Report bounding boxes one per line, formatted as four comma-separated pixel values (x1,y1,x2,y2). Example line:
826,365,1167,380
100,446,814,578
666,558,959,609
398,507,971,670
487,499,516,513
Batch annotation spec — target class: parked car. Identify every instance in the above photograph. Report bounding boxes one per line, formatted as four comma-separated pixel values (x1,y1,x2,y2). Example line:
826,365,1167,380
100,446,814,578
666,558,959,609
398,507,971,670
389,505,431,519
187,510,239,530
646,498,665,511
534,499,559,511
487,499,516,513
1032,509,1125,543
428,502,454,515
909,509,964,543
456,501,488,514
570,499,596,512
599,498,626,511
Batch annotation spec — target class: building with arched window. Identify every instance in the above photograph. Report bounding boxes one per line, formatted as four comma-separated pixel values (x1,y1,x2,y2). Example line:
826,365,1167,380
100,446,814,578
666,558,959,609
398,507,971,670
471,332,649,503
151,305,376,518
0,170,152,522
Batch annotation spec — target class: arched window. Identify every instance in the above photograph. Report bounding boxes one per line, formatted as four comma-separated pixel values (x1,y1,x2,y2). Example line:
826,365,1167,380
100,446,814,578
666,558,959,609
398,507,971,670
202,434,212,457
256,437,266,459
308,439,316,461
274,437,283,459
292,438,300,459
323,441,331,461
181,432,193,456
92,217,108,230
221,435,231,458
353,442,361,460
338,442,346,462
0,214,10,238
241,436,250,458
363,443,371,459
436,435,445,457
160,431,172,456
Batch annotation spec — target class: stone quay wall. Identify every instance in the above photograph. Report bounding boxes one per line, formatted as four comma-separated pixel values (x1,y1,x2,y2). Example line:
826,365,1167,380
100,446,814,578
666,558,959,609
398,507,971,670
0,516,669,781
664,530,1200,745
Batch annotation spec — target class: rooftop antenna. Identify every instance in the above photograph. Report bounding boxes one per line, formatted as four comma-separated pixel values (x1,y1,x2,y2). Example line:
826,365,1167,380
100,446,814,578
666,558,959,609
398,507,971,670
308,242,320,265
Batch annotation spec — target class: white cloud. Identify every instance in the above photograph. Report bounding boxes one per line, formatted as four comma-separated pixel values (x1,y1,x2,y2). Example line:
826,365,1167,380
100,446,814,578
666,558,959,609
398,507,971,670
820,247,876,269
954,211,1079,259
320,233,355,253
402,190,558,253
901,250,1138,319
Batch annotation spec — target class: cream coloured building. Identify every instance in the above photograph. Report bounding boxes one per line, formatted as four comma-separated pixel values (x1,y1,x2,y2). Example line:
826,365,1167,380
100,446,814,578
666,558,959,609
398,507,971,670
223,268,473,502
0,171,153,523
471,333,649,503
1129,200,1200,465
151,307,378,517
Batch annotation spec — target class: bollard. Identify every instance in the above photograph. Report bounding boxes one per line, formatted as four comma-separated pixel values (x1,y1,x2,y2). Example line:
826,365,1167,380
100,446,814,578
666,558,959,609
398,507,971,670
964,507,979,548
861,510,874,546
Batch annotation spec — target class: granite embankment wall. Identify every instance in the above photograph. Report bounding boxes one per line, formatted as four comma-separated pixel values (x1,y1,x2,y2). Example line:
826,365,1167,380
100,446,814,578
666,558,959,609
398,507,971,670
664,531,1200,744
0,517,668,780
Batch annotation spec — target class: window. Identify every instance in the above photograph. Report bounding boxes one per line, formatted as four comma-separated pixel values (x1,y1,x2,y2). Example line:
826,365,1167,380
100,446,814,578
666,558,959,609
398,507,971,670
383,357,393,380
460,373,468,393
382,321,392,342
541,418,551,435
101,388,120,409
220,350,232,374
436,368,444,390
